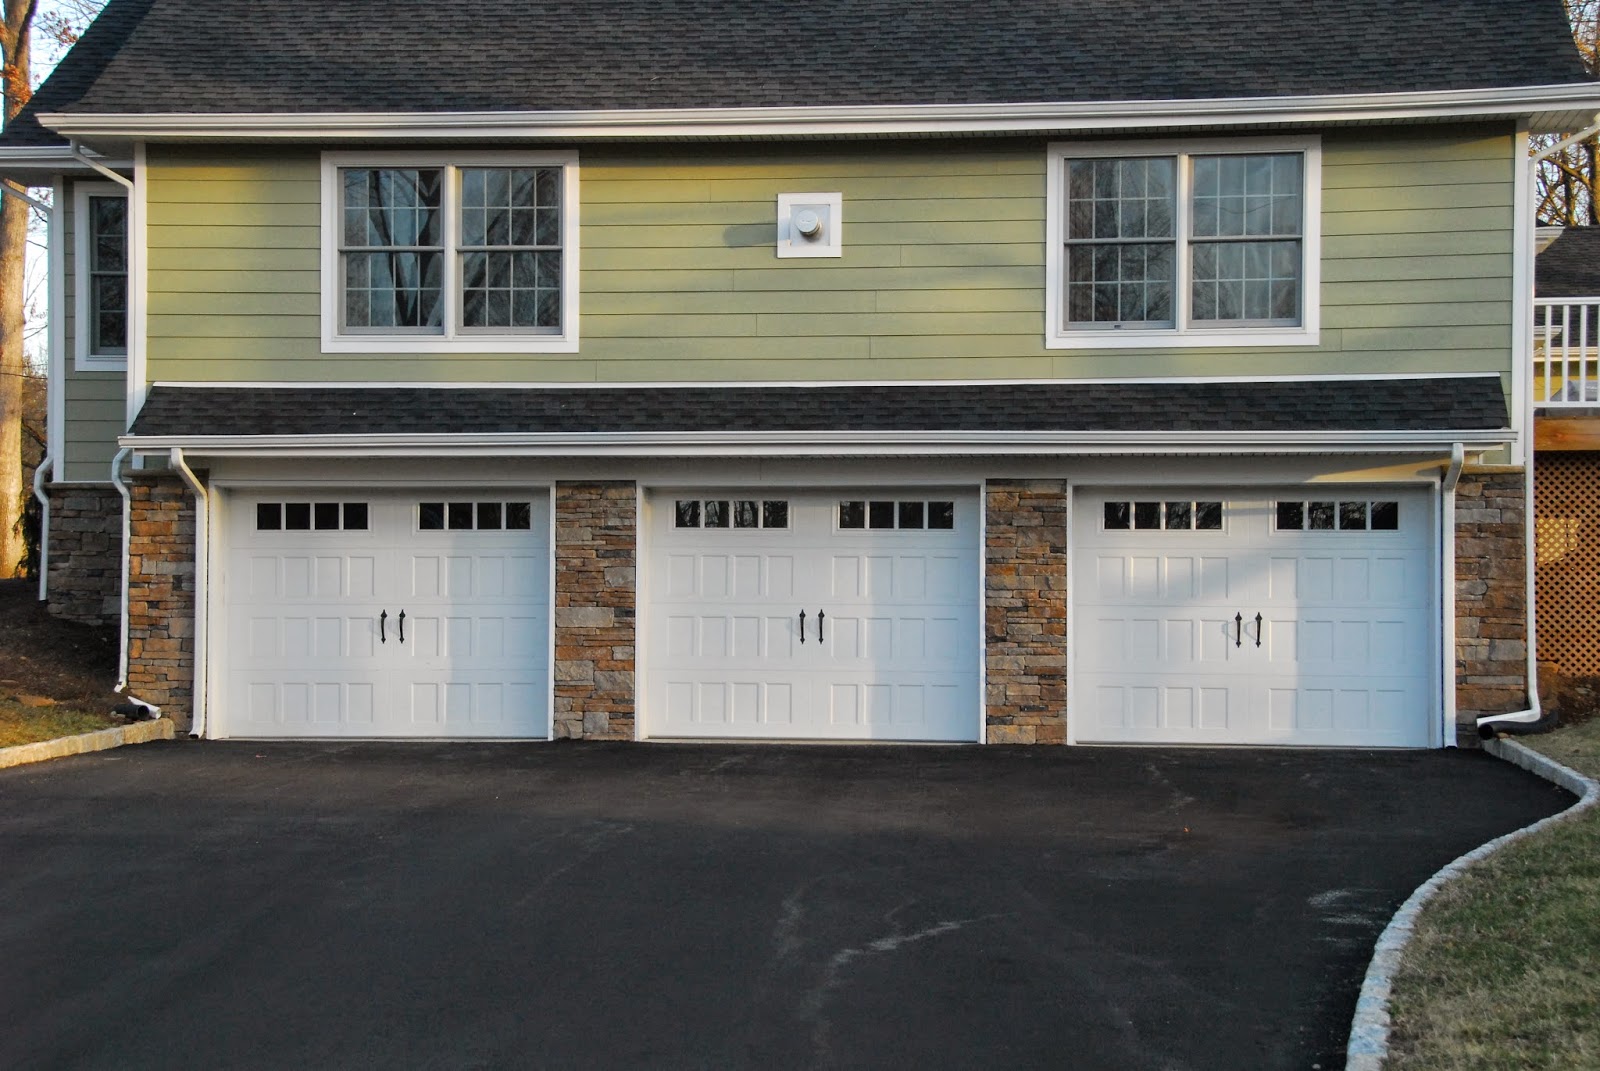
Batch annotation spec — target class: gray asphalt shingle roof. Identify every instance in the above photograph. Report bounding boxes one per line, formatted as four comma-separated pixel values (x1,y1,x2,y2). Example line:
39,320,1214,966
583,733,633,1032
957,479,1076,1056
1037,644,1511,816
1536,227,1600,298
2,0,1590,147
126,379,1510,440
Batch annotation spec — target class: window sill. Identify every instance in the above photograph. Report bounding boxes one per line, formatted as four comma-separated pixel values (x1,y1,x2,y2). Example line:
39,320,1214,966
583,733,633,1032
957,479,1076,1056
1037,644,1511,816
1046,327,1319,350
320,334,579,355
73,354,128,373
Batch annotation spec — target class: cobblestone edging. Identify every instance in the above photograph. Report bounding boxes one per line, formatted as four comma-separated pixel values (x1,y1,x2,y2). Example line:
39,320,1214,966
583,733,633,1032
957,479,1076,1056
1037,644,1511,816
0,718,176,771
1344,739,1600,1071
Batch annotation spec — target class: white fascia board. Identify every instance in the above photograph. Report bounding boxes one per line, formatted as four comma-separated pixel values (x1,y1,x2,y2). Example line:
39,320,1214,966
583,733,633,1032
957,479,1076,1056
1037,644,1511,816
37,84,1600,141
120,429,1514,459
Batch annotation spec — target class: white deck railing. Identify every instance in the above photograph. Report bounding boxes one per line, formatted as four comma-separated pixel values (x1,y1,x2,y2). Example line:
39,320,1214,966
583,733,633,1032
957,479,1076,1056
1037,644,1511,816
1534,298,1600,406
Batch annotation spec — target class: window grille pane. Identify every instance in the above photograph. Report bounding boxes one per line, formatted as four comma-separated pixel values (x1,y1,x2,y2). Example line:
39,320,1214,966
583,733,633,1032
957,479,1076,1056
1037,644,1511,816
1371,501,1399,531
928,501,955,529
1339,501,1368,530
1276,501,1304,530
1194,502,1223,530
343,503,369,530
256,503,282,530
477,502,503,530
898,501,925,529
1134,502,1162,529
762,501,789,528
704,500,729,528
1164,501,1191,529
343,251,443,329
506,502,533,530
314,503,340,530
733,500,760,528
868,501,895,529
1190,240,1299,324
447,502,473,529
839,501,865,529
1066,242,1175,325
1308,501,1336,530
419,502,445,530
1104,501,1131,530
89,197,129,354
285,503,311,530
675,500,701,528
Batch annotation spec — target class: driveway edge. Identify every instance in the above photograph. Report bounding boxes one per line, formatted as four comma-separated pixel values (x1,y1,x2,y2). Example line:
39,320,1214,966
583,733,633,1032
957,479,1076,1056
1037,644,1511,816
0,718,176,771
1343,739,1600,1071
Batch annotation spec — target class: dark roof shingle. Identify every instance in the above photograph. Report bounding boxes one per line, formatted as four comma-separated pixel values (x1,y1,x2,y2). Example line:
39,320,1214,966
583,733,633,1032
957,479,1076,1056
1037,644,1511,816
127,379,1509,440
1537,227,1600,298
3,0,1590,147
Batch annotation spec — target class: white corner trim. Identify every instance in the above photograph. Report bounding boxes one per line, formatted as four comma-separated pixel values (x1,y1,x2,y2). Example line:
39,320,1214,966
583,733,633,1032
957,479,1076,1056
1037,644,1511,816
34,83,1600,141
1044,135,1322,349
1345,738,1599,1071
128,143,148,429
318,150,580,354
71,180,130,372
47,176,66,479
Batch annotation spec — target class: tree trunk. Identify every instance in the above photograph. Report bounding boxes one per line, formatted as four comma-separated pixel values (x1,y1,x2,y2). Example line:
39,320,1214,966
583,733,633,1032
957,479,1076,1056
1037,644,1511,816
0,0,34,578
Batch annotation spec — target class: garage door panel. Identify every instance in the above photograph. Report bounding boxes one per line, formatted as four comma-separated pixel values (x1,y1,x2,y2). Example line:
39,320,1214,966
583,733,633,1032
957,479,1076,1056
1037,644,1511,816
224,490,550,739
1075,488,1435,747
645,490,978,741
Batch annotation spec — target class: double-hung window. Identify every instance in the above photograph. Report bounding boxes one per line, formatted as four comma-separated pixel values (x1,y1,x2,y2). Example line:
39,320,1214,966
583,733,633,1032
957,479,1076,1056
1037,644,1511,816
73,182,129,370
321,152,578,352
1045,137,1320,348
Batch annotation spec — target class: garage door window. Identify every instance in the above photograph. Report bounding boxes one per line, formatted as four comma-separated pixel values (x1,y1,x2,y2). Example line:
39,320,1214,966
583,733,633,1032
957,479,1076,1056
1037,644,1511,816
1103,500,1223,531
418,500,534,531
1275,500,1399,532
674,499,790,529
256,502,369,531
838,499,955,530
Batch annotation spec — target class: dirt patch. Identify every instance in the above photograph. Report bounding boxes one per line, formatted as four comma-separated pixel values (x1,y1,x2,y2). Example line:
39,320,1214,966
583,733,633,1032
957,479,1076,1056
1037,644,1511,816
0,578,119,711
1539,666,1600,728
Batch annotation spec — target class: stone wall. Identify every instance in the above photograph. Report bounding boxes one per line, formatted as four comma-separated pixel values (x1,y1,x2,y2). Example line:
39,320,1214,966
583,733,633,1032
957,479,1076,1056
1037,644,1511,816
1456,468,1530,725
552,481,637,740
44,484,122,626
125,473,196,729
984,479,1069,744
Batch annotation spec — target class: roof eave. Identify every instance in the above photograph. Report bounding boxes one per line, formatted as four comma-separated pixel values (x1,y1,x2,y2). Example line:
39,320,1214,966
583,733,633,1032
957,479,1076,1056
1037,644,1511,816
38,83,1600,143
0,144,132,184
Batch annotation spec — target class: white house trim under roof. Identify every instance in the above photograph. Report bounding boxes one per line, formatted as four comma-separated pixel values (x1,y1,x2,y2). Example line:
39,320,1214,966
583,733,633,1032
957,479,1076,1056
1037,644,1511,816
35,83,1600,142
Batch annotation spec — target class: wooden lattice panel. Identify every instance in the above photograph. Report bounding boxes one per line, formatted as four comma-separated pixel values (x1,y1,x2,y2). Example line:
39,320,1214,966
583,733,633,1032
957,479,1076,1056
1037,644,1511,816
1535,452,1600,674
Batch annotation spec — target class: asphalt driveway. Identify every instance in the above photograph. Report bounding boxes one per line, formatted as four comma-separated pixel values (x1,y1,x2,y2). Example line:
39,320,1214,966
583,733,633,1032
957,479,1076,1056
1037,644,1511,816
0,741,1571,1070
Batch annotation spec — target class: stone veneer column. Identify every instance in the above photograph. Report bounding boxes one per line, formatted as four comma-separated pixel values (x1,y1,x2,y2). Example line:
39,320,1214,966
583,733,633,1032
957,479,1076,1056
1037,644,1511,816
44,484,123,626
984,480,1069,744
553,482,637,740
125,473,196,729
1455,468,1530,727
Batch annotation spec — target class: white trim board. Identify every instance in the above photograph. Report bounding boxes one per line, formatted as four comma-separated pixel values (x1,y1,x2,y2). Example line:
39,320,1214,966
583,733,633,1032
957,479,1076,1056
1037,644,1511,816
36,83,1600,141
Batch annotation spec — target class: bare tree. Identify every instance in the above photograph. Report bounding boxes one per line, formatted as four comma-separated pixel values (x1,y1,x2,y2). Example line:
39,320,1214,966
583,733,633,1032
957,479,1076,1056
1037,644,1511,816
0,0,98,577
1536,0,1600,225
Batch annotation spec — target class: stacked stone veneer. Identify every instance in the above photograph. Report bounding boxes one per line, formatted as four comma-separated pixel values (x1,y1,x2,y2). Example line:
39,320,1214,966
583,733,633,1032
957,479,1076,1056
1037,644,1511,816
984,480,1069,744
553,482,637,740
125,473,196,730
1456,468,1530,725
44,484,122,625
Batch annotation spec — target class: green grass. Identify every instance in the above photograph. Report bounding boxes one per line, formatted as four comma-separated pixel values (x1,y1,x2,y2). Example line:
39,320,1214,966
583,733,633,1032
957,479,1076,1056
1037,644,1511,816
1385,718,1600,1069
0,699,122,749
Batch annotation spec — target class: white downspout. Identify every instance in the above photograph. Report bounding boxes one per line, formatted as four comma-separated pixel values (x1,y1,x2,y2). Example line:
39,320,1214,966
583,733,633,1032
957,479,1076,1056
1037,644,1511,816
1441,443,1464,747
169,448,209,738
110,446,133,691
31,462,51,600
1471,123,1600,737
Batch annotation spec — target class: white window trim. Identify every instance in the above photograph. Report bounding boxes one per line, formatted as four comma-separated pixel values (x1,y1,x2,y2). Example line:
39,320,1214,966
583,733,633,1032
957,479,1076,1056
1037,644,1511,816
73,180,129,371
319,150,580,354
1045,135,1321,350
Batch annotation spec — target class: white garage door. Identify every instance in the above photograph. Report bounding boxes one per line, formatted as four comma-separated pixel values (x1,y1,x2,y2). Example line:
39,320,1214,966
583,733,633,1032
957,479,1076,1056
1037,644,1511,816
223,491,550,738
644,490,980,741
1074,488,1436,747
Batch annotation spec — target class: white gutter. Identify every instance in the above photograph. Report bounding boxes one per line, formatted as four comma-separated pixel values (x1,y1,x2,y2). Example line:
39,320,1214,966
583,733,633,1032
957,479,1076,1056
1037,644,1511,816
168,448,209,739
1471,122,1600,737
31,460,51,600
109,447,132,692
116,429,1515,459
36,83,1600,141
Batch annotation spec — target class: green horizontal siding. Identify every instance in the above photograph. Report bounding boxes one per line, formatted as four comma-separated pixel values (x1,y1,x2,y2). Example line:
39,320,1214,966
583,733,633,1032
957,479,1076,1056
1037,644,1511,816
143,124,1518,384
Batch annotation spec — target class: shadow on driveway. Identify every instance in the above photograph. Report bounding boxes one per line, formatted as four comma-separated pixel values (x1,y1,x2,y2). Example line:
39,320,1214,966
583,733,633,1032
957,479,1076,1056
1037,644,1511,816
0,741,1571,1070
